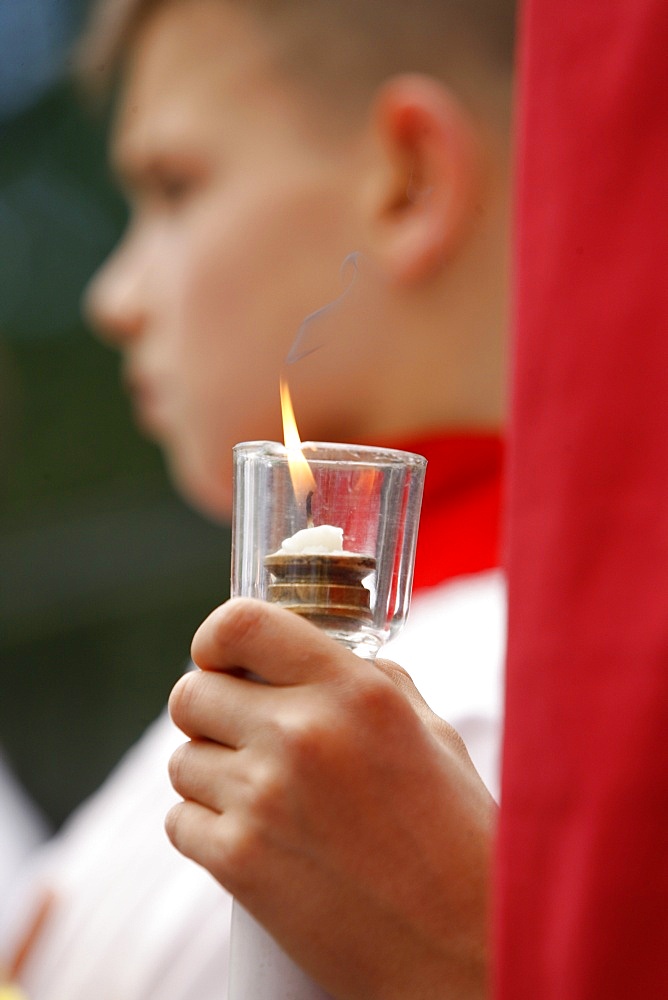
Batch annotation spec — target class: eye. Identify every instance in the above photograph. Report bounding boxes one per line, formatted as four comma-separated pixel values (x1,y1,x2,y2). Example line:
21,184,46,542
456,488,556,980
153,171,198,206
116,156,206,213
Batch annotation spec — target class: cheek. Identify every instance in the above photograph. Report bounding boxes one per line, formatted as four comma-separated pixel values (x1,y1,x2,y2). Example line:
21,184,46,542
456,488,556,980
177,214,289,392
166,178,359,468
169,252,285,468
184,261,283,419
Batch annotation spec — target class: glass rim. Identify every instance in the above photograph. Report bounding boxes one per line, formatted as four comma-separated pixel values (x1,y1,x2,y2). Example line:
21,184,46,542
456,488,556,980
233,439,427,469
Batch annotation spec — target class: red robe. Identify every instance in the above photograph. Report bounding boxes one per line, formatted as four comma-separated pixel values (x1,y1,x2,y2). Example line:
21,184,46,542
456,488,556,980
496,1,668,997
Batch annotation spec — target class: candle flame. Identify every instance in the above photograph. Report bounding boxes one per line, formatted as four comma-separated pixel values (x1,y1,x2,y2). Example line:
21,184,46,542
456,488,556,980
280,376,316,504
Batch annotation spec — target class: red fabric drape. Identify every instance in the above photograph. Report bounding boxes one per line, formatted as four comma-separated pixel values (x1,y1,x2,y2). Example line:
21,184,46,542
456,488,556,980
496,1,668,997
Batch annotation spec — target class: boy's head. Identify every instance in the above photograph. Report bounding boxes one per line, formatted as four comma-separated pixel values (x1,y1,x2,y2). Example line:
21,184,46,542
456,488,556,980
82,0,515,520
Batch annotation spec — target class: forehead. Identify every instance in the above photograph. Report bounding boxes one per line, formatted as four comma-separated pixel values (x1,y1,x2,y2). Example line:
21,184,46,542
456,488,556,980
112,0,289,162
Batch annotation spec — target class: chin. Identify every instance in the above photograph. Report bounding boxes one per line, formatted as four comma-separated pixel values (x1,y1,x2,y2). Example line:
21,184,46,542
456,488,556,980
169,455,233,525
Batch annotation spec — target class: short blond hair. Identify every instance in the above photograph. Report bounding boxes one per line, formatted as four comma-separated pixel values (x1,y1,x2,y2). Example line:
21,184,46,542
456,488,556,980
77,0,515,117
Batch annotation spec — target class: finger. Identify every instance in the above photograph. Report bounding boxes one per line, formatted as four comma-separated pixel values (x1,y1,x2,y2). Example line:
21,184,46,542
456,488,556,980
191,597,356,685
165,799,232,885
169,669,274,746
168,738,237,813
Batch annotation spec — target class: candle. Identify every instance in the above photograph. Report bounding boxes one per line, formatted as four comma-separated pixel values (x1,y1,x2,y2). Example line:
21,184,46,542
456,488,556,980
278,524,344,555
265,524,376,624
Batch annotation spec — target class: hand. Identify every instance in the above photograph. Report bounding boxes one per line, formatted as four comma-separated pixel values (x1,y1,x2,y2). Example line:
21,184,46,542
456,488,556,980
166,598,495,1000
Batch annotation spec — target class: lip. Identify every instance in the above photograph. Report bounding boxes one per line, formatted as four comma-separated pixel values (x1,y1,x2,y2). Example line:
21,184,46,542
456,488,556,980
124,368,169,437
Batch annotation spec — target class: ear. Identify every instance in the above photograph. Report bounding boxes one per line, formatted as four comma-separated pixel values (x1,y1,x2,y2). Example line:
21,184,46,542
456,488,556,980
365,74,481,286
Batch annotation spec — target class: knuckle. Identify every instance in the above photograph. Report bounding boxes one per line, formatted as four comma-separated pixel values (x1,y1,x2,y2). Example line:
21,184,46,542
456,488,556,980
217,598,265,648
167,741,191,793
168,672,198,727
249,756,293,826
345,669,402,721
191,598,266,669
240,735,315,838
164,802,182,847
277,708,335,774
221,818,263,895
279,713,319,759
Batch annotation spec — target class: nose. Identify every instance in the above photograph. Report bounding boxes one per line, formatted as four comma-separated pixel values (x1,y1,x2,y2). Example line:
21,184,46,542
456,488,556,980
83,236,146,346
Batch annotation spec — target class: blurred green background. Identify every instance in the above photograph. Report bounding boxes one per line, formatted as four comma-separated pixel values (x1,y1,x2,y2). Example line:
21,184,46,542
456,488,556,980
0,0,231,830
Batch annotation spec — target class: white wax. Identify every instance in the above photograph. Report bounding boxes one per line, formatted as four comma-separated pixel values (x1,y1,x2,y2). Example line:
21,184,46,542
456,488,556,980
279,524,343,555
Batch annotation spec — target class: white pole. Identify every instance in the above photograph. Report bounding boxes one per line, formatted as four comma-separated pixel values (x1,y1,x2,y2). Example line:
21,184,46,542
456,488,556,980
228,900,333,999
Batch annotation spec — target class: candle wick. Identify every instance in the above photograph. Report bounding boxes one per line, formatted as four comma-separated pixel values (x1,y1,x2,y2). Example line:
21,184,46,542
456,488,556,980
306,491,314,529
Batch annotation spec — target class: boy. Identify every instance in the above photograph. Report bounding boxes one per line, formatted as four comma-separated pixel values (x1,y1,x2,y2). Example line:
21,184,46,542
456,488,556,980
4,0,514,996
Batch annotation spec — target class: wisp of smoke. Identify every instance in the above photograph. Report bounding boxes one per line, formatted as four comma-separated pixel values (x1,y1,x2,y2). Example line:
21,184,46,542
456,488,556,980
284,251,361,368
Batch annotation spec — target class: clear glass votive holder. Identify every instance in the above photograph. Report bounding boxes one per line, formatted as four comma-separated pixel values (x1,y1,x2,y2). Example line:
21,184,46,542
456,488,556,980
232,440,426,659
